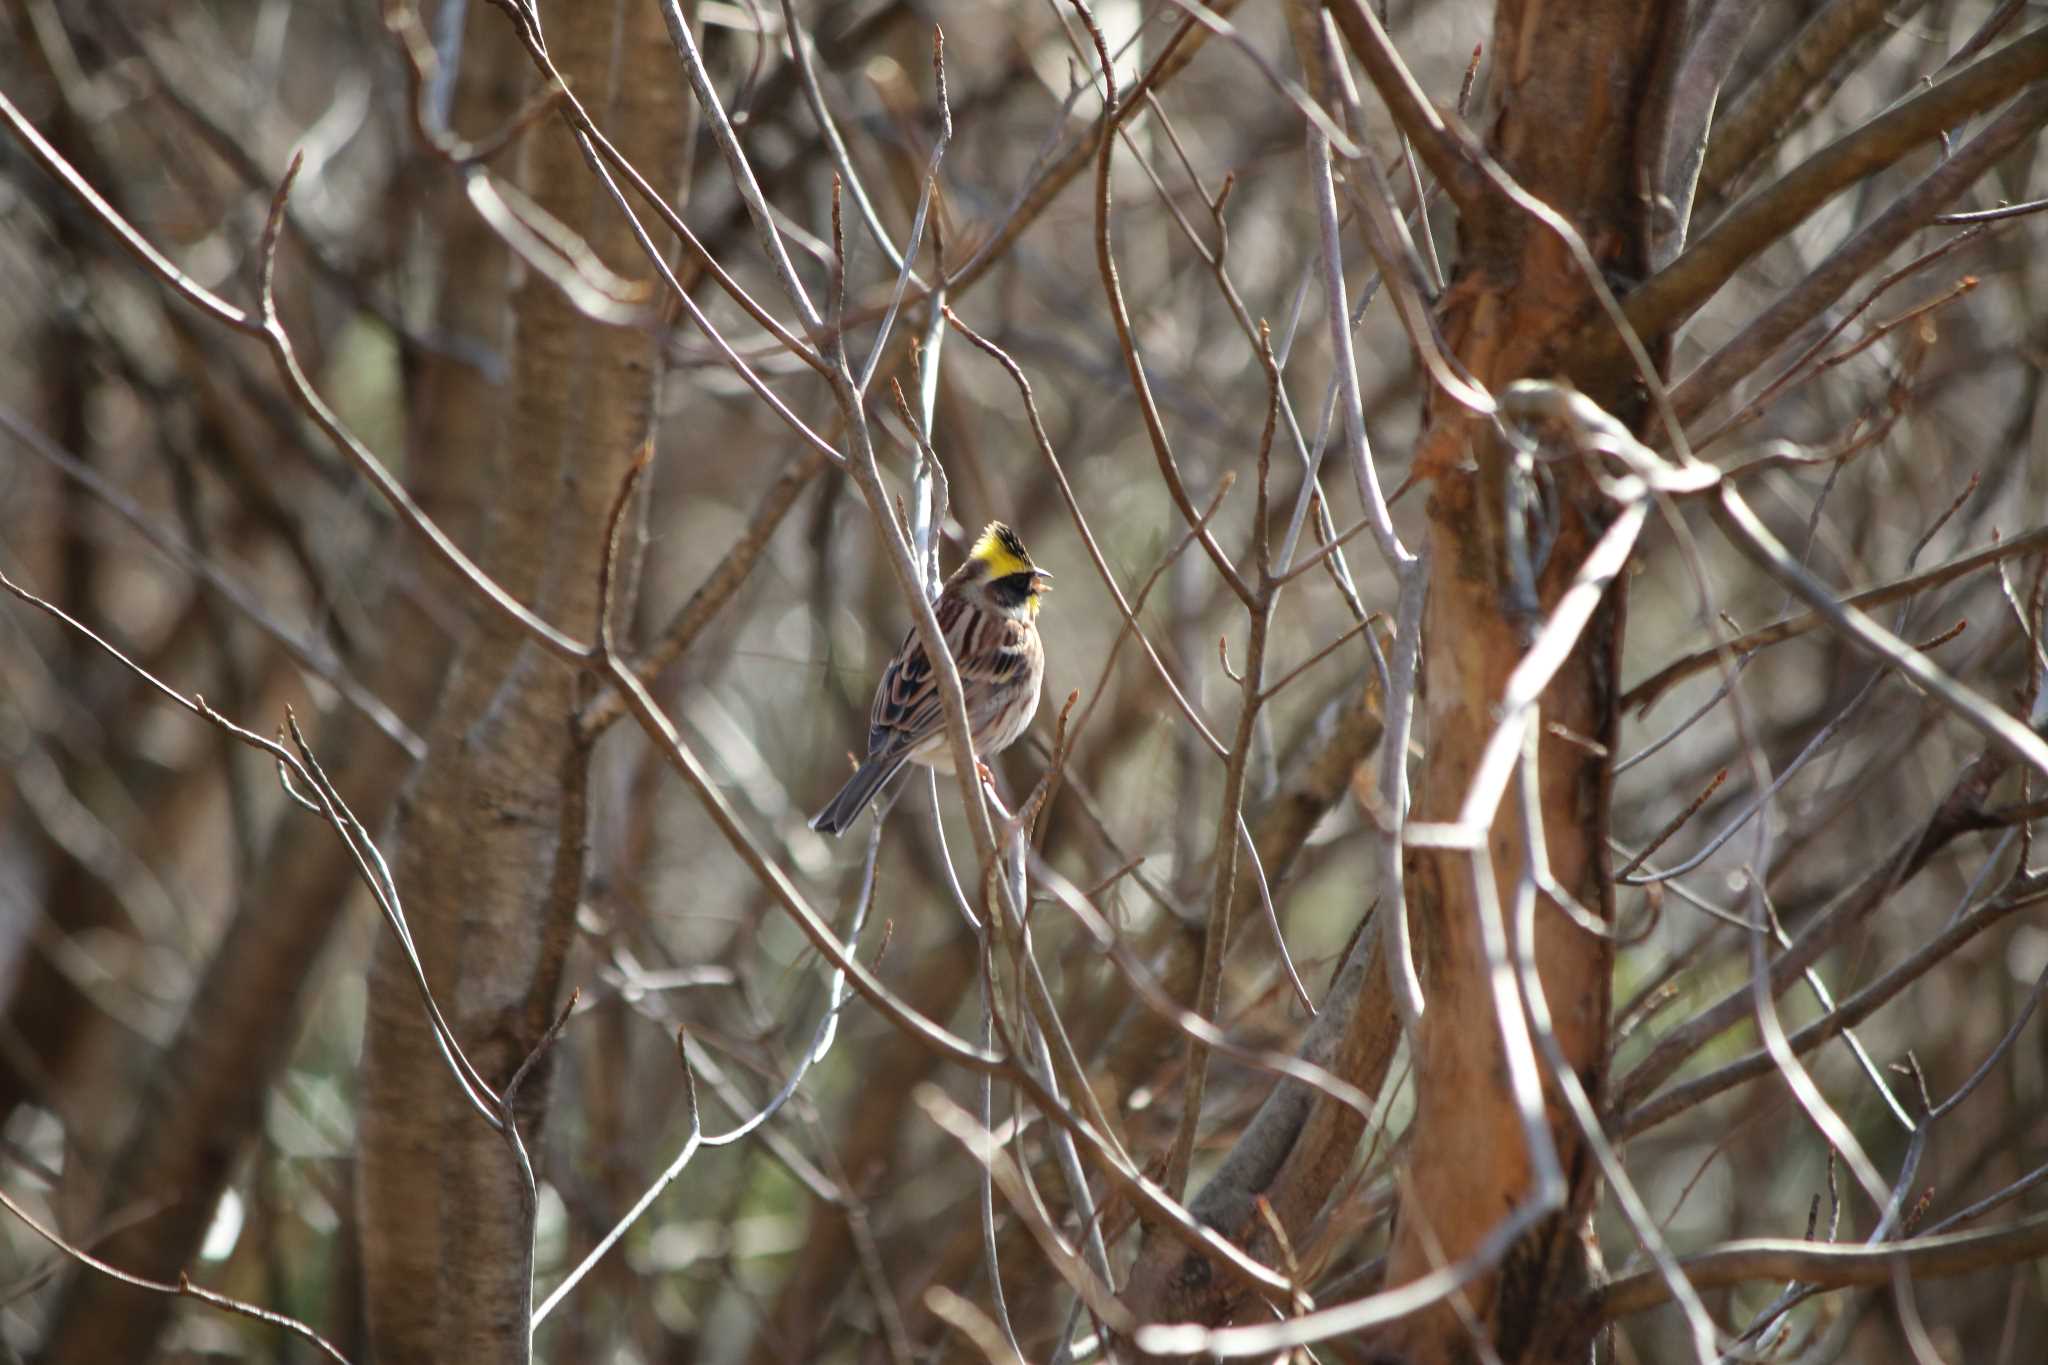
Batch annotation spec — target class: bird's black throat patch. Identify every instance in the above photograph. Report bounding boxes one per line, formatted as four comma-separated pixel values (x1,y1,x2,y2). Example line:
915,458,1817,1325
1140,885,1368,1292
989,572,1038,609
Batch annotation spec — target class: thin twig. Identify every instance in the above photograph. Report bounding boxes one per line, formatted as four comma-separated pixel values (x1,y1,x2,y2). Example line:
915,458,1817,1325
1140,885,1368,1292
0,1185,353,1365
1624,523,2048,713
1591,1209,2048,1320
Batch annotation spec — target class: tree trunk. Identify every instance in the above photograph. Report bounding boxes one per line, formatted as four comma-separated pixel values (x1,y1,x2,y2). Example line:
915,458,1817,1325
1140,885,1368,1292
1370,5,1680,1362
30,6,523,1360
353,4,685,1361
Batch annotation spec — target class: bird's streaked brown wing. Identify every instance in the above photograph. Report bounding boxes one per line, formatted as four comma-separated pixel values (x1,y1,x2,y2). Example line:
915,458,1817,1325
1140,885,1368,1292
865,594,1034,762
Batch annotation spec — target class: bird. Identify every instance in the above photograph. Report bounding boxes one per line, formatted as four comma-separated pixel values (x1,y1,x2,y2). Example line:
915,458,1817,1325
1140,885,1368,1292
810,521,1052,835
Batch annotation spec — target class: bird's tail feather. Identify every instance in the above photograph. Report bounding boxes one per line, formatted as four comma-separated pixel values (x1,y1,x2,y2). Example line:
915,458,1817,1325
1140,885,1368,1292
809,757,907,835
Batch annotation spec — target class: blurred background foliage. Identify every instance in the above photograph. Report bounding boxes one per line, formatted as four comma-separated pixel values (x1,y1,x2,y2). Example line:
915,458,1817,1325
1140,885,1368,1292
1,1,2046,1361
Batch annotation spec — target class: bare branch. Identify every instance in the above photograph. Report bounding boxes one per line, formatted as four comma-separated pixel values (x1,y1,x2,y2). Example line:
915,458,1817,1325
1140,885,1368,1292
1624,522,2048,713
0,1185,353,1365
1591,1209,2048,1320
1624,29,2048,349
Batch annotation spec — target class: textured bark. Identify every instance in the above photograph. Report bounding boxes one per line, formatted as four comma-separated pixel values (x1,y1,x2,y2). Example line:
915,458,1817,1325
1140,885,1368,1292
352,3,684,1360
30,10,525,1361
1365,5,1680,1363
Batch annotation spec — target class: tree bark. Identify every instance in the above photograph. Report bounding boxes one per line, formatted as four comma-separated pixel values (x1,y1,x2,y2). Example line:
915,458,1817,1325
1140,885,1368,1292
1368,5,1680,1362
30,8,523,1360
352,4,684,1361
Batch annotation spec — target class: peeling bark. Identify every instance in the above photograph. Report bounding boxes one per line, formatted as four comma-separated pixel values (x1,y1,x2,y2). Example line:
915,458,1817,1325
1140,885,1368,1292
1368,5,1680,1362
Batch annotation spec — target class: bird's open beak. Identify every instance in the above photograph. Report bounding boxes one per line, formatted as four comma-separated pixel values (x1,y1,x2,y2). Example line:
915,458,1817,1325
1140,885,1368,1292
1032,569,1054,592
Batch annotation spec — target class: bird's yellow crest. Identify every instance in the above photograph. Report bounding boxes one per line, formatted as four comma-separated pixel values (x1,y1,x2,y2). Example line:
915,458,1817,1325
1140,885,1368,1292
969,522,1034,578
